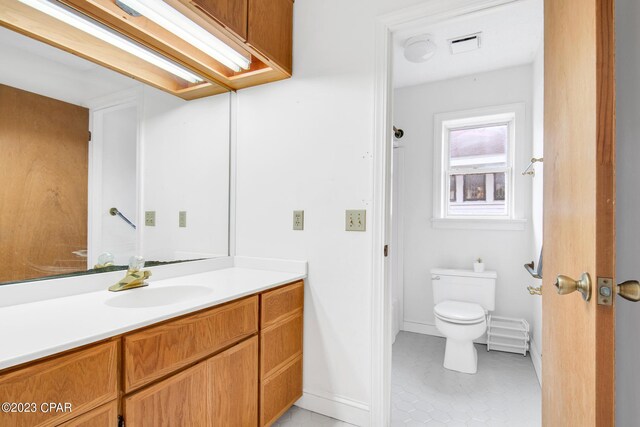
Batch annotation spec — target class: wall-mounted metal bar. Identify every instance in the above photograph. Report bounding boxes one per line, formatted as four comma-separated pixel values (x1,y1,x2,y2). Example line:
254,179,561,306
522,157,543,176
525,246,543,279
110,207,136,229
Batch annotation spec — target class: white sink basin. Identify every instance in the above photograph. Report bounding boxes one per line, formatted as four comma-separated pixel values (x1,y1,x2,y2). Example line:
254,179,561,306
105,285,213,308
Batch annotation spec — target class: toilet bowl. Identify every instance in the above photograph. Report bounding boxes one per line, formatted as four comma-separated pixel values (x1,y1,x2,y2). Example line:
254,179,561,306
434,300,487,374
431,269,497,374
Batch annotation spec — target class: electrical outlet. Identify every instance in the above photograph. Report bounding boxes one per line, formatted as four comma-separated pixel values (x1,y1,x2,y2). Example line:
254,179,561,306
293,210,304,230
145,211,156,227
179,211,187,228
346,210,366,231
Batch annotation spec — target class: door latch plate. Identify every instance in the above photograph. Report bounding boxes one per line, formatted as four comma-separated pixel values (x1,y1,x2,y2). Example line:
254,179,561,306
597,277,613,306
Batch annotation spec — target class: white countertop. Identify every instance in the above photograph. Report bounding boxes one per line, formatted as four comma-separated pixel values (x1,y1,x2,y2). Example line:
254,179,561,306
0,262,306,371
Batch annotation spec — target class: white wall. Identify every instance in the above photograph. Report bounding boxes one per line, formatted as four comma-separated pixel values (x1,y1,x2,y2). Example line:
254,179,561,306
141,88,230,262
233,0,417,422
529,45,544,383
97,105,138,265
615,0,640,424
393,65,534,333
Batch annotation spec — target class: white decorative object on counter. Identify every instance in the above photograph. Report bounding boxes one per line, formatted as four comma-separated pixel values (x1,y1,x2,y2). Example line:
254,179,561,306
487,315,530,356
473,258,485,273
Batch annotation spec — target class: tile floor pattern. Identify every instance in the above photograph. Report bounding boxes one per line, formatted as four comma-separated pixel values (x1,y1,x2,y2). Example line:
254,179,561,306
274,331,541,426
391,332,541,427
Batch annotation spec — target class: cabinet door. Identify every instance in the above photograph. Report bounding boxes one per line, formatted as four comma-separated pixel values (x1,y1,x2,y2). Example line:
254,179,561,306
58,401,118,427
190,0,248,40
247,0,293,73
209,336,258,426
124,362,209,427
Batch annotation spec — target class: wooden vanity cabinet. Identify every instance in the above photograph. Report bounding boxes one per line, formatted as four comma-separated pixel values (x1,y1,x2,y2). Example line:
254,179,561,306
0,280,303,427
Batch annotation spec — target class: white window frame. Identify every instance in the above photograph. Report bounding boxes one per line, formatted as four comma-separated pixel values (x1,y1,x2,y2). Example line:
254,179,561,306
432,103,527,230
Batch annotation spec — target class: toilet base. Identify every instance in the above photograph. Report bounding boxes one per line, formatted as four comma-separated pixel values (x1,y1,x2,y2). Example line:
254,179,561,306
443,338,478,374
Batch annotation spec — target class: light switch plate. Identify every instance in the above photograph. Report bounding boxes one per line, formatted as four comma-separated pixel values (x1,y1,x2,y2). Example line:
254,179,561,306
179,211,187,228
346,210,366,231
293,210,304,230
145,211,156,227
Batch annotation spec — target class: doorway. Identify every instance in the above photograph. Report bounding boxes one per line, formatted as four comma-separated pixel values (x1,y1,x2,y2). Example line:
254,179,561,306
385,0,543,425
374,0,631,425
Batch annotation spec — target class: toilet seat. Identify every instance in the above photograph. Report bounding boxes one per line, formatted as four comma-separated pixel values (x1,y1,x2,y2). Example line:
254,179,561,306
434,300,486,324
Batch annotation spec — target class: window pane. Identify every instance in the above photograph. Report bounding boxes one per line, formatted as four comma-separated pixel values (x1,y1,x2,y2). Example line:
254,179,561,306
449,124,508,168
463,174,486,201
449,175,456,202
494,172,506,201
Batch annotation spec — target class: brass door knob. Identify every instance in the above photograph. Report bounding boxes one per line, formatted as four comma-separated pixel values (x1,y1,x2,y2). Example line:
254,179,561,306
554,273,592,301
618,280,640,302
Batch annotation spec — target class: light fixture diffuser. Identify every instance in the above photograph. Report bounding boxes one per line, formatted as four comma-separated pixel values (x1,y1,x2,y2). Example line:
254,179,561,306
118,0,251,72
404,34,437,63
18,0,205,83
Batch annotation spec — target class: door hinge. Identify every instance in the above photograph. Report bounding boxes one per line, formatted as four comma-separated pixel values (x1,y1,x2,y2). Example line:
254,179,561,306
597,277,613,306
88,131,92,142
118,415,125,427
384,245,389,257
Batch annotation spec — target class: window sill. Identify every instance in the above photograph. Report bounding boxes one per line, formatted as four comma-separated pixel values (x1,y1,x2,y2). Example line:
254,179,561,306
431,218,527,231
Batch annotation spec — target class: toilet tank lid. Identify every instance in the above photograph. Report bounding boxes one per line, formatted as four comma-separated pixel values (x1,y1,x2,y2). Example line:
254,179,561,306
430,268,497,279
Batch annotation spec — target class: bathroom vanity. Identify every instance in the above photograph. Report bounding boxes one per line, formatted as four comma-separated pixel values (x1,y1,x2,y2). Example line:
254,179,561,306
0,260,306,427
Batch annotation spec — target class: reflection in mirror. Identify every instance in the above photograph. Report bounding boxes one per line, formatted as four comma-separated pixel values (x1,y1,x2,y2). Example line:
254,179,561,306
0,26,230,284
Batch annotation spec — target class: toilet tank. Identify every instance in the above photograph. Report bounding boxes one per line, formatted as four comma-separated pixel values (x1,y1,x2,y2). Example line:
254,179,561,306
431,268,497,311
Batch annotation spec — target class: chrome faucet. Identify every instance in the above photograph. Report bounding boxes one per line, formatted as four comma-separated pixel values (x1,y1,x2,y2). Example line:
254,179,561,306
108,256,152,292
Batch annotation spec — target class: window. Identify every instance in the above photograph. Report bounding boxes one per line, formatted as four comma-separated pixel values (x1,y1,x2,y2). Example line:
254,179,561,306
432,104,526,229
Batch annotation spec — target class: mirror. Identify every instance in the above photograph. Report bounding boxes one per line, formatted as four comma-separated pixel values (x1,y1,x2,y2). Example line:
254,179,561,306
0,26,231,284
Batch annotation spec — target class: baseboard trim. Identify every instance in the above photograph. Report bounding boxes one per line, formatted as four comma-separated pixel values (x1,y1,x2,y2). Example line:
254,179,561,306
295,389,370,426
402,320,443,337
530,338,542,386
401,320,487,344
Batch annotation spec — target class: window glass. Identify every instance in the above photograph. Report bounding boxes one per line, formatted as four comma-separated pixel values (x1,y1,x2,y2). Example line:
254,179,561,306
494,172,506,201
449,175,456,202
449,124,508,169
463,174,486,201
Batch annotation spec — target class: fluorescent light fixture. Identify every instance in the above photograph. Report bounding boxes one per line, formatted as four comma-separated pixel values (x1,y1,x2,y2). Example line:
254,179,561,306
18,0,204,83
118,0,250,72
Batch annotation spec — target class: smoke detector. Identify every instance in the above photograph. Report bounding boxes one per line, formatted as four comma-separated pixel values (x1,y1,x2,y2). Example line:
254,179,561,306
403,34,437,63
449,32,482,54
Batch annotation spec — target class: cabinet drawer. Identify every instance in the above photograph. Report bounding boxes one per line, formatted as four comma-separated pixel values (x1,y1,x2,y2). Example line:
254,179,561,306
260,281,303,328
260,355,302,427
0,340,118,427
260,313,302,379
124,362,209,427
123,296,258,392
59,400,118,427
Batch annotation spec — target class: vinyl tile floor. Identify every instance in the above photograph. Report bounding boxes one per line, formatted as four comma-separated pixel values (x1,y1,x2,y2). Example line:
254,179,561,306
391,332,541,427
274,331,541,426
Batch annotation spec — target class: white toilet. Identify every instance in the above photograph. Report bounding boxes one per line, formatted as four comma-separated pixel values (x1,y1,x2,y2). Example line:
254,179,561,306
431,268,497,374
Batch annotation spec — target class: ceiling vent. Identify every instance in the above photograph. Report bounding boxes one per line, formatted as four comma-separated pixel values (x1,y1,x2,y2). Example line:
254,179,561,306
449,33,482,54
